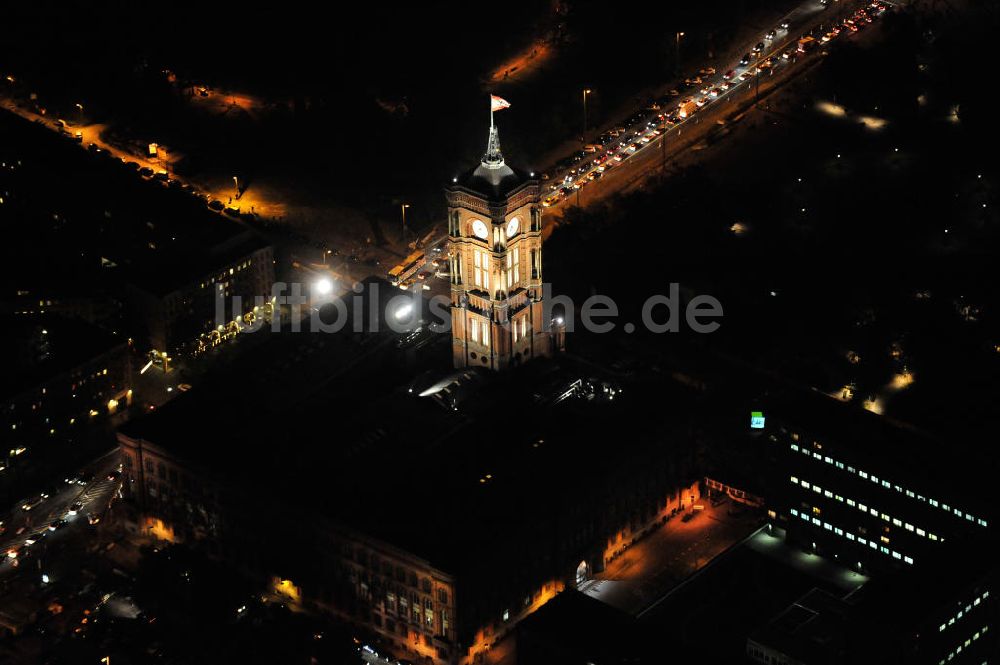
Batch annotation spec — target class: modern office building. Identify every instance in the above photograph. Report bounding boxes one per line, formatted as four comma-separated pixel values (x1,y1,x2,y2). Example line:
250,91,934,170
761,390,995,572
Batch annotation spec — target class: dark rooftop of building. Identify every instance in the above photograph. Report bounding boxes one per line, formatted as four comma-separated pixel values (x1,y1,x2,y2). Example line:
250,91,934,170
118,281,702,576
2,314,126,401
749,587,857,665
0,111,270,299
516,589,651,665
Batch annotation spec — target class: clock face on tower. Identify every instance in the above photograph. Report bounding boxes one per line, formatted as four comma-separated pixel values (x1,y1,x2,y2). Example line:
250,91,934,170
506,217,519,238
471,219,488,240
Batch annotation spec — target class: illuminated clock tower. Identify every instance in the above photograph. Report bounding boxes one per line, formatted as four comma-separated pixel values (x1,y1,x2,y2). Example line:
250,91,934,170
446,120,557,370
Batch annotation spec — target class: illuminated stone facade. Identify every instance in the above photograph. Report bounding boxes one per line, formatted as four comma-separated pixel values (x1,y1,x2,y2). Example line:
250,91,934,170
446,124,559,370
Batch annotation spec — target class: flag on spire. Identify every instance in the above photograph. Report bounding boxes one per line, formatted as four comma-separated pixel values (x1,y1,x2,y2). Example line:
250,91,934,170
490,95,511,112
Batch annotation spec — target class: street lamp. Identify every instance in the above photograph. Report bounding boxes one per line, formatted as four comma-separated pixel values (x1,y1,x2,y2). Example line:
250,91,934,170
74,103,84,123
313,277,333,296
400,203,410,239
675,32,685,75
232,176,239,200
581,89,592,144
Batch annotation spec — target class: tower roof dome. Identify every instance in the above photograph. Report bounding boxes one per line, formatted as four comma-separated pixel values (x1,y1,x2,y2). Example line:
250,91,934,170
452,123,533,201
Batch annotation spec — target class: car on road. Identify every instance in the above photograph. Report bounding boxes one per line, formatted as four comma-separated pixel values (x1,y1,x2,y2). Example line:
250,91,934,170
208,200,224,211
107,470,121,482
723,69,735,80
752,41,764,53
21,493,49,511
68,502,83,515
138,167,154,178
88,513,101,525
681,512,696,522
48,518,67,531
781,20,790,30
739,72,751,81
710,87,722,98
66,475,91,487
765,29,777,40
739,53,751,66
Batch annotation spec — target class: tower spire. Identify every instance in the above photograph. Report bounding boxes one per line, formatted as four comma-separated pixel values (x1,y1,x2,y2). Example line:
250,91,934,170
482,123,505,169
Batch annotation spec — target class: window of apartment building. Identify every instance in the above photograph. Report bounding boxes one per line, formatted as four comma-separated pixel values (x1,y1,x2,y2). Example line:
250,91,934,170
437,588,448,604
421,578,432,594
424,603,434,629
387,591,397,615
